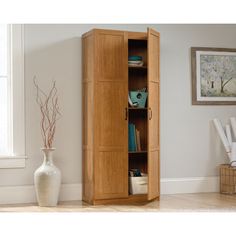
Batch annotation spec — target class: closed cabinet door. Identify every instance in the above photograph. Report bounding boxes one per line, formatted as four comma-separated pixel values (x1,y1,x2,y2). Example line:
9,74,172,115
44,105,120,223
147,28,160,200
94,30,128,199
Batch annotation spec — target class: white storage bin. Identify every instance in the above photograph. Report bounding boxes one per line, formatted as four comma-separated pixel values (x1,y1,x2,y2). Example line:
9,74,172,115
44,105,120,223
129,174,148,194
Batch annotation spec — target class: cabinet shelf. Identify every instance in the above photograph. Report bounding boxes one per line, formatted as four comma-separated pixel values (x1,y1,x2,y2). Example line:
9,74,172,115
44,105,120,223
128,65,147,70
129,151,147,154
128,107,147,110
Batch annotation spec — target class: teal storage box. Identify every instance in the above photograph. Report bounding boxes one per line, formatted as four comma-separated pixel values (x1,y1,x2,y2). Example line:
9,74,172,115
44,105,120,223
129,91,147,108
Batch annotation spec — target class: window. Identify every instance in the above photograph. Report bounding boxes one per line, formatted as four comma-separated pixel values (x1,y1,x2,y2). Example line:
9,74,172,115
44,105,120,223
0,24,8,154
0,24,26,168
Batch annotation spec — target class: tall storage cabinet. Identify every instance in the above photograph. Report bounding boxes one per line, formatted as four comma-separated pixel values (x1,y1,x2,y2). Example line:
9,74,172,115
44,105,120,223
82,28,160,204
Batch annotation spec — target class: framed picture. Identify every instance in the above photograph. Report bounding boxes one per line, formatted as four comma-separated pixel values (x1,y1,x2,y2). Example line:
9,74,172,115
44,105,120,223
191,47,236,105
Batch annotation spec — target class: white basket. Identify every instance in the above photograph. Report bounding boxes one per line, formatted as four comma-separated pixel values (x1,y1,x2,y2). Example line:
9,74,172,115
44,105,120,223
129,175,148,194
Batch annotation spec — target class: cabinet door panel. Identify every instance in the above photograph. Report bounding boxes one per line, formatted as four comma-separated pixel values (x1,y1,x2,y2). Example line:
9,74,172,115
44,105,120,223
95,151,127,199
97,83,127,148
148,28,160,200
148,150,160,198
94,30,128,199
96,31,127,81
149,83,159,149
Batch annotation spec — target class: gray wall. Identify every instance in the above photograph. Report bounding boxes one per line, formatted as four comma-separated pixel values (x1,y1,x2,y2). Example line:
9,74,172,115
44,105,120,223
0,24,236,187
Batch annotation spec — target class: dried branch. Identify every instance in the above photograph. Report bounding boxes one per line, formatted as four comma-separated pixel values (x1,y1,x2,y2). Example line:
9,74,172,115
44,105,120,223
34,77,61,149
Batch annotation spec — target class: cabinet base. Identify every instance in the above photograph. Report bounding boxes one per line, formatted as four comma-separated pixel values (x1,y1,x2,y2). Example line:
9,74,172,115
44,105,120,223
86,194,160,205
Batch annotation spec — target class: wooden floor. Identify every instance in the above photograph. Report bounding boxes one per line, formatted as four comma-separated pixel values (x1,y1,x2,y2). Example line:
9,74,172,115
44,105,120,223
1,193,236,212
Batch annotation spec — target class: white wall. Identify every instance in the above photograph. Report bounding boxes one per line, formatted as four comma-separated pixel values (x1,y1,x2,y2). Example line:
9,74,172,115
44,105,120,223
0,24,236,198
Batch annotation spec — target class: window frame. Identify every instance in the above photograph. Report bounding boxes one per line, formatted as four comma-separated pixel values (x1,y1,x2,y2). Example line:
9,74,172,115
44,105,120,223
0,24,26,168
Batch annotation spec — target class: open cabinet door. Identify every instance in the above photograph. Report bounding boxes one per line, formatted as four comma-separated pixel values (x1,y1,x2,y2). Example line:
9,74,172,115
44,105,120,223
147,28,160,200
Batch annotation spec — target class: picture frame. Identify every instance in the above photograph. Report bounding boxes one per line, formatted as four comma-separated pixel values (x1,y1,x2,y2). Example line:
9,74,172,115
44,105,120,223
191,47,236,105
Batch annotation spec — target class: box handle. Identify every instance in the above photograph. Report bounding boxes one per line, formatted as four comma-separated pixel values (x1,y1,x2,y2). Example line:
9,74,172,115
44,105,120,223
137,181,147,185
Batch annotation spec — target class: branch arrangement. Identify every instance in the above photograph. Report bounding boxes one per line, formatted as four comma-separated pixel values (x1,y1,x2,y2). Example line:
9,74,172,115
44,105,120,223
34,77,61,149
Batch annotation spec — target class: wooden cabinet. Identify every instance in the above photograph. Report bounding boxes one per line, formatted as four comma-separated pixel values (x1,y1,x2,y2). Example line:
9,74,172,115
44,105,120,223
82,28,160,204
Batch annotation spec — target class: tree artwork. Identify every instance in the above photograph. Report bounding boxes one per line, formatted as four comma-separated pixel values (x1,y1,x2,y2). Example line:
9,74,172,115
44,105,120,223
200,54,236,97
34,77,61,149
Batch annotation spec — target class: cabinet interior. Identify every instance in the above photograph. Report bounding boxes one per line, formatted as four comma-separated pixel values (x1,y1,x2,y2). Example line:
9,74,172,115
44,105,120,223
128,39,147,66
128,39,148,195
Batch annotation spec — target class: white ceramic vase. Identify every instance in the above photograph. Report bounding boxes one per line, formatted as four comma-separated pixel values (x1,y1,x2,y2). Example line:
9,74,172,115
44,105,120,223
34,148,61,207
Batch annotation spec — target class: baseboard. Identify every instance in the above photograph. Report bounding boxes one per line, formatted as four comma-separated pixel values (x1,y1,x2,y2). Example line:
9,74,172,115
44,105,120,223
0,177,219,205
161,176,219,194
0,183,82,205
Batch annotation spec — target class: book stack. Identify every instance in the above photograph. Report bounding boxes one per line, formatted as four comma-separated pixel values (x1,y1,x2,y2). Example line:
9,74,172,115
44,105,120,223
128,55,144,67
128,123,141,152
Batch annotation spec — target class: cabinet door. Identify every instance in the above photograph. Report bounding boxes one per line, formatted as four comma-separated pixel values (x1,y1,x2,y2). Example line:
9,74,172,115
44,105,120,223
94,30,128,199
147,28,160,200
